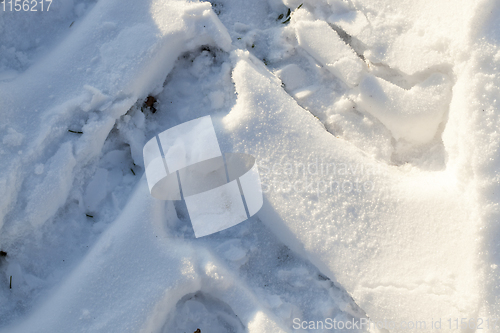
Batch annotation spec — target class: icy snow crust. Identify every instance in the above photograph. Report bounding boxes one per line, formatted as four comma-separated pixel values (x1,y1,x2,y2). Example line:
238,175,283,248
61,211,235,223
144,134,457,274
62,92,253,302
0,0,500,332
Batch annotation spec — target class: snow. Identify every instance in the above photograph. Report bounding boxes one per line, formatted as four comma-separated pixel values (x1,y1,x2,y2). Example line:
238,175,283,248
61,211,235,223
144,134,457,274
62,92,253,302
276,64,308,91
1,0,500,332
296,19,365,87
355,73,452,144
84,168,109,213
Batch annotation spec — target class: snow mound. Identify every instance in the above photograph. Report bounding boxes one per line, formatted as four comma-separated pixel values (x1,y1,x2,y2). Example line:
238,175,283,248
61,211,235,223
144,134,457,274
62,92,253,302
223,51,480,332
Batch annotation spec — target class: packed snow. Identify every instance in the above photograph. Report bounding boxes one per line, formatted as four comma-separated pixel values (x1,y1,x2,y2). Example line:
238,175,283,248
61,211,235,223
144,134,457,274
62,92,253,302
1,0,500,332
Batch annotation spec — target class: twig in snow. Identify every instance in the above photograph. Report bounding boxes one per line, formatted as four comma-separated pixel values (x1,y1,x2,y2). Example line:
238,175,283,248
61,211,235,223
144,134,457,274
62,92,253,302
281,4,302,24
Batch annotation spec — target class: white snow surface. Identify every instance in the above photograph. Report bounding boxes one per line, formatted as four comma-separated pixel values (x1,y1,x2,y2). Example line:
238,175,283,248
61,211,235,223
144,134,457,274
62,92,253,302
1,0,500,332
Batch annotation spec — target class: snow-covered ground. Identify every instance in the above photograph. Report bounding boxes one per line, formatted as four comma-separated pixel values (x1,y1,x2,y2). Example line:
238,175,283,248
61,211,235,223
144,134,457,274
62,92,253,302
1,0,499,332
